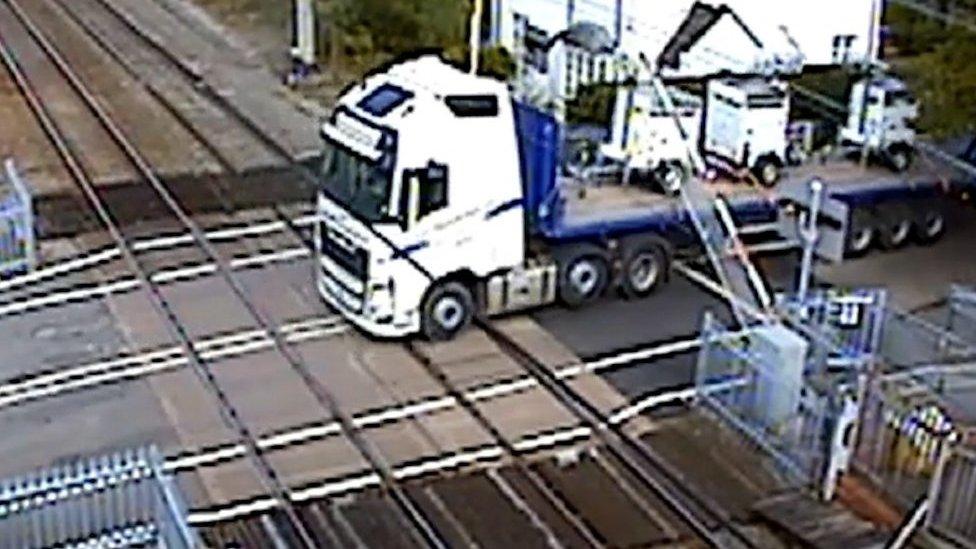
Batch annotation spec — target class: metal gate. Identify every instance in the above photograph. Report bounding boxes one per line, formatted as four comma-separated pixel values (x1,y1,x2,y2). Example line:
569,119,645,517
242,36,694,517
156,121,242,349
929,445,976,547
696,313,839,487
0,159,35,277
0,447,200,548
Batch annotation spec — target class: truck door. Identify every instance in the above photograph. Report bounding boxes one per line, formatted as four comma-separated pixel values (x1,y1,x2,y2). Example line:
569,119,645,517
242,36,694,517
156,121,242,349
707,93,744,163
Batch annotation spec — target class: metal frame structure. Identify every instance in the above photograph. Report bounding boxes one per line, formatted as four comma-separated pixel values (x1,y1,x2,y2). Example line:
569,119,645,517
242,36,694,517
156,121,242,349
695,312,841,488
0,446,200,549
0,158,35,276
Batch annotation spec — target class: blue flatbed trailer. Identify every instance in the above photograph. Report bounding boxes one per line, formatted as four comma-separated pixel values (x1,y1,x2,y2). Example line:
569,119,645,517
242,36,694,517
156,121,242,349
514,101,958,256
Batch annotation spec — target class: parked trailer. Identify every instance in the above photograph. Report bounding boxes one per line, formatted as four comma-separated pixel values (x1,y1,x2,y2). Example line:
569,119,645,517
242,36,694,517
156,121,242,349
315,57,957,341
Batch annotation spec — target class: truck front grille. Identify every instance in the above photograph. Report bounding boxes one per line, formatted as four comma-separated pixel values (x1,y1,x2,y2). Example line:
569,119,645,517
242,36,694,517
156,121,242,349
319,223,368,287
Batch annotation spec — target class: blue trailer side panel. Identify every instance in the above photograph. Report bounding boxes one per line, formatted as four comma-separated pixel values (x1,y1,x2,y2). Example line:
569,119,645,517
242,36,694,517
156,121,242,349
513,101,560,235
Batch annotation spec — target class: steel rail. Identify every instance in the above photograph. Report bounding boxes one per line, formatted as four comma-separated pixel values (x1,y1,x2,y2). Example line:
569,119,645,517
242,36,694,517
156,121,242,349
0,2,316,546
2,0,446,546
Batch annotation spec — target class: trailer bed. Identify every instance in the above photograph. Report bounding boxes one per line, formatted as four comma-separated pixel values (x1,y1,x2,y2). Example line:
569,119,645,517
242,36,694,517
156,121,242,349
546,158,953,242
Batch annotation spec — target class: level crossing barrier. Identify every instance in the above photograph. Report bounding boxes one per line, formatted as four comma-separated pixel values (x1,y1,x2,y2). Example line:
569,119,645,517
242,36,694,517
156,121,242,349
0,159,35,277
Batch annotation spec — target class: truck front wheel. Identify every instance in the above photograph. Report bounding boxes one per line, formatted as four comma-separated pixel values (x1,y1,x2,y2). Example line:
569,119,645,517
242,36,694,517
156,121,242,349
557,249,609,308
620,238,669,299
886,144,914,173
421,281,474,341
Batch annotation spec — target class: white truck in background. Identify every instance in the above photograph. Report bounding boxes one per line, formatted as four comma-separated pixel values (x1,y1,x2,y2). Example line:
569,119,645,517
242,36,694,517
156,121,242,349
598,73,920,191
840,75,919,171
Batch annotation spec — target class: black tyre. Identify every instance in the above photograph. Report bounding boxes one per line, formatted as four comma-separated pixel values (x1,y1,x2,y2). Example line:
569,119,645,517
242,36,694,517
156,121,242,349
886,143,914,173
421,281,474,341
619,238,669,299
876,209,913,251
752,155,782,188
845,209,876,258
913,207,947,245
556,248,609,308
655,161,685,197
786,142,806,167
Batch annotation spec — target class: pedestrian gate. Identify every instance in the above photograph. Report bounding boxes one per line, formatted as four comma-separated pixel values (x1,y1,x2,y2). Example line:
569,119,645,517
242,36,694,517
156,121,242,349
0,447,199,548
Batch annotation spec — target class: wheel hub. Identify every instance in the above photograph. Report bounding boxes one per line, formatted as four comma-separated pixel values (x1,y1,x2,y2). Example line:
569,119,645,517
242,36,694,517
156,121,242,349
628,254,660,292
851,227,873,252
890,221,911,244
433,296,464,330
569,260,599,296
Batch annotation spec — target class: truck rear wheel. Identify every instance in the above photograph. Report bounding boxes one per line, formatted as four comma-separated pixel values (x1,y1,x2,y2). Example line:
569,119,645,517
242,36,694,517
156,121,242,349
619,238,669,299
845,209,875,258
556,247,609,308
914,207,946,245
752,155,781,188
421,281,474,341
877,208,913,250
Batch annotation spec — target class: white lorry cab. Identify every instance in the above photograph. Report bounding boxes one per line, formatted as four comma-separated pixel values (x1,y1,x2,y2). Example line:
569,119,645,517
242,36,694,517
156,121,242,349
317,57,527,339
601,84,703,195
840,76,919,172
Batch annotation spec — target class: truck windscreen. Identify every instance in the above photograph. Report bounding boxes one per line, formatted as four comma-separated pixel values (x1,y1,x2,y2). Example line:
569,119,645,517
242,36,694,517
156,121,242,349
320,140,394,223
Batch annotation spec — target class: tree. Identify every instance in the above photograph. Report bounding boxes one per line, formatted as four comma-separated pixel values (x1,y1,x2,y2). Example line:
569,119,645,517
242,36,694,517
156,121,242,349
886,4,976,137
320,0,469,73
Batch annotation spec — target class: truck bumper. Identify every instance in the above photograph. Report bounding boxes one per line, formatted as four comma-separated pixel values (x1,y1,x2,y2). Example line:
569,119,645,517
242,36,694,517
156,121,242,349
316,279,418,339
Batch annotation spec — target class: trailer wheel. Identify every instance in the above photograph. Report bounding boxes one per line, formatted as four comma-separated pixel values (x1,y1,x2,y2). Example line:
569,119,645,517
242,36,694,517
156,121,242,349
877,208,913,250
619,238,670,299
656,161,685,197
886,144,914,173
420,281,474,341
913,207,946,245
753,155,782,188
556,247,609,308
845,209,875,258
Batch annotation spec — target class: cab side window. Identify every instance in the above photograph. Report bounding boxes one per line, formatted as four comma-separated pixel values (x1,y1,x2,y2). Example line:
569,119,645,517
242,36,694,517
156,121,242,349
419,162,448,219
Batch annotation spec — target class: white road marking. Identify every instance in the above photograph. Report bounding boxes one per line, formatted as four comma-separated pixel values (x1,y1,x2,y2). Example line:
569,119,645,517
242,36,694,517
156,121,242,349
0,215,316,294
0,245,310,319
185,376,716,526
0,315,348,409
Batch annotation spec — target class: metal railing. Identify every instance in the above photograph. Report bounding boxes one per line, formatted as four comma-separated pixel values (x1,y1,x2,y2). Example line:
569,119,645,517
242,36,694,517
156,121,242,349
0,447,200,548
948,285,976,346
0,159,35,277
778,287,888,373
928,445,976,547
879,307,976,371
695,313,836,486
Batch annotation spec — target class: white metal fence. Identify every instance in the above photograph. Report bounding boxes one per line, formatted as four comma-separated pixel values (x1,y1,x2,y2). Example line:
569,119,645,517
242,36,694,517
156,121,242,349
0,159,35,277
0,447,200,548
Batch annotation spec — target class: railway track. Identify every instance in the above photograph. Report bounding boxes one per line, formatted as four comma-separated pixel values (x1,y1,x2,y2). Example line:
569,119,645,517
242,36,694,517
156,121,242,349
0,0,770,546
0,0,442,545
